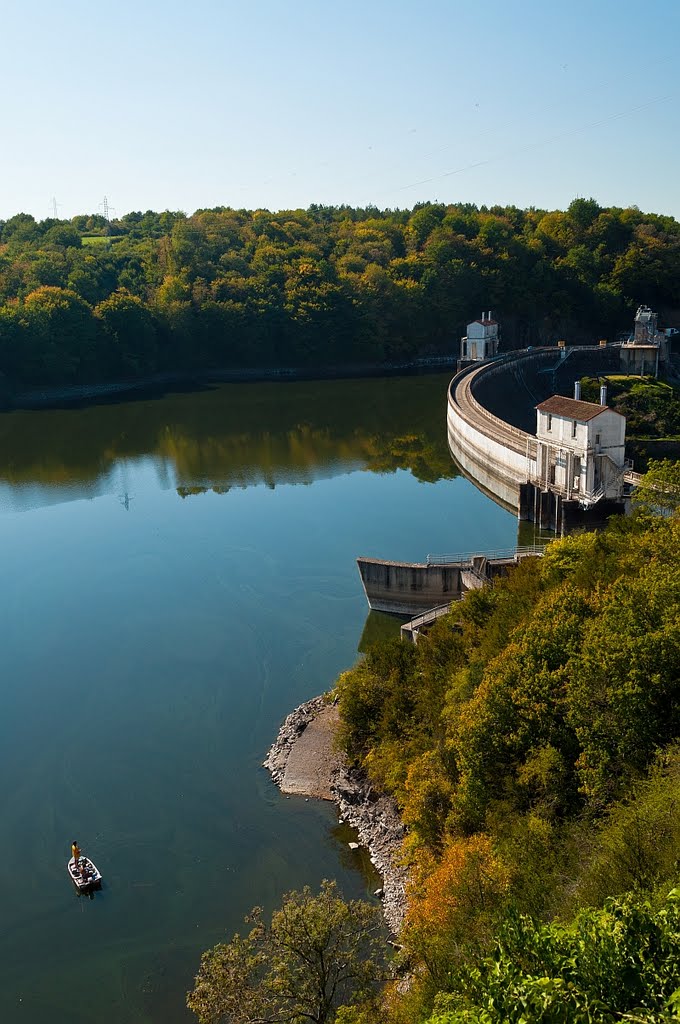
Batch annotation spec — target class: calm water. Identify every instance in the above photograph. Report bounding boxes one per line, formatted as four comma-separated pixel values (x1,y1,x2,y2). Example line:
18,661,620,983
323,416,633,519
0,374,518,1023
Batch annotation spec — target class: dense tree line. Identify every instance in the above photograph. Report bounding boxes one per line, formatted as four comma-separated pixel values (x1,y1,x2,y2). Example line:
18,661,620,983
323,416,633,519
581,375,680,439
1,199,679,389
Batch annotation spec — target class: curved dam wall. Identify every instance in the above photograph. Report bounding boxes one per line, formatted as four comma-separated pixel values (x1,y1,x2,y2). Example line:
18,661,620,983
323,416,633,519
446,346,622,515
447,352,541,510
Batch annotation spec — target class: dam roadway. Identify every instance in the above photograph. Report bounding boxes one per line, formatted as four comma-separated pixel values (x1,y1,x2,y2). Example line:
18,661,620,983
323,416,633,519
448,354,539,464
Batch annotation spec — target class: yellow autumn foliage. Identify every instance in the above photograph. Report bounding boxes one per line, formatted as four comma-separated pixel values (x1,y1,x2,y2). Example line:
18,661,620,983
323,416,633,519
404,835,511,982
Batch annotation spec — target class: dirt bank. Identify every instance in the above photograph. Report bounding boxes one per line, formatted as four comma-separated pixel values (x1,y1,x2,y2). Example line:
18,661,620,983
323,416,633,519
264,696,408,933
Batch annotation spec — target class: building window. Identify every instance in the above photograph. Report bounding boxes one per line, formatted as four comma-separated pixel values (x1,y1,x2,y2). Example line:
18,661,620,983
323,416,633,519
572,420,577,438
547,413,552,432
595,433,600,445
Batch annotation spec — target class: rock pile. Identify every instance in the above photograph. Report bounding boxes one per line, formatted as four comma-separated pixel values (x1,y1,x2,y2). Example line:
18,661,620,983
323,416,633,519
264,696,408,934
331,764,407,934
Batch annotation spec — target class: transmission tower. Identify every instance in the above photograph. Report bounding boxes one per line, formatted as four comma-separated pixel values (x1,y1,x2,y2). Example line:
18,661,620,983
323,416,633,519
50,196,60,219
100,195,115,222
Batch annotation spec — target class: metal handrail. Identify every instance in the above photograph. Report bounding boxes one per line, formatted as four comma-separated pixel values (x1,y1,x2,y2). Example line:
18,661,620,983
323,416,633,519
405,603,453,632
579,484,606,508
426,544,547,566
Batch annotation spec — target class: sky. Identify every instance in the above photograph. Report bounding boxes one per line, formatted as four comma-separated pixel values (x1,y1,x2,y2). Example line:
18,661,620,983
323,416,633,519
1,0,678,221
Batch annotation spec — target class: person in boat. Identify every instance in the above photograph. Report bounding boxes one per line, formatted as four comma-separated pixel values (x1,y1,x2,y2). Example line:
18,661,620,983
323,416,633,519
71,839,83,872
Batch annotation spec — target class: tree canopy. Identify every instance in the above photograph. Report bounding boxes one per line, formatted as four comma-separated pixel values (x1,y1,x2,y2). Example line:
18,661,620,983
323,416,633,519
0,199,679,389
187,881,386,1024
426,889,680,1024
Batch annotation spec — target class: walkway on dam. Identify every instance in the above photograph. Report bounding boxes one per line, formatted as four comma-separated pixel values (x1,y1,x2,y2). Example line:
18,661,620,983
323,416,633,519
450,355,540,462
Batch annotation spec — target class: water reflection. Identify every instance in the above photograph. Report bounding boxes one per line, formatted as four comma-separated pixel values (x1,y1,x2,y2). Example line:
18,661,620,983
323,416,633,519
0,376,457,513
357,610,406,652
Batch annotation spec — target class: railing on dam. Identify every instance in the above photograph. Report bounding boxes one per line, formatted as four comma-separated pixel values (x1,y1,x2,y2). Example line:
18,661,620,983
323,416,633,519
448,352,548,460
425,544,547,566
403,603,453,633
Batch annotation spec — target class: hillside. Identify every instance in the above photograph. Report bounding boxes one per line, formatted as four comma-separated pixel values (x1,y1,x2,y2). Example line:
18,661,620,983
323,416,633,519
332,465,680,1022
1,199,679,391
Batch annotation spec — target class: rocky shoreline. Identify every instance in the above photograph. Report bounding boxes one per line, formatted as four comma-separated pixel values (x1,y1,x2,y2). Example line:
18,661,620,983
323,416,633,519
264,696,408,934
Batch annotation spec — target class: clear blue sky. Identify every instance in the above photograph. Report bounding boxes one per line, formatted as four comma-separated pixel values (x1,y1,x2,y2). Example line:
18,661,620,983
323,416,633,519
2,0,678,221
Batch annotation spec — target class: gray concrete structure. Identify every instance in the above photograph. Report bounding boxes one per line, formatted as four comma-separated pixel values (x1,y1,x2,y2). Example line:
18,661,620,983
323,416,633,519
357,548,543,616
356,558,465,615
619,305,669,377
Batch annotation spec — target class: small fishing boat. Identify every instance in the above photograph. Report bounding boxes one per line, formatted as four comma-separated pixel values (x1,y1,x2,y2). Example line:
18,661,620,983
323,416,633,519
67,855,102,892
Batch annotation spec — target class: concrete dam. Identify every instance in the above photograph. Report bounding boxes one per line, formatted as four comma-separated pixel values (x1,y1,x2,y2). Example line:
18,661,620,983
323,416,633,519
446,345,632,531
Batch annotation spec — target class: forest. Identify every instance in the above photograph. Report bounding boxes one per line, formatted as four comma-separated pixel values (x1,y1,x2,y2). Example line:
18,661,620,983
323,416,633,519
1,198,679,391
189,463,680,1024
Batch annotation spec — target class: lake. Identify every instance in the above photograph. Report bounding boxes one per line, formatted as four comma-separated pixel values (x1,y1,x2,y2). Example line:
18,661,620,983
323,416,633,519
0,373,520,1023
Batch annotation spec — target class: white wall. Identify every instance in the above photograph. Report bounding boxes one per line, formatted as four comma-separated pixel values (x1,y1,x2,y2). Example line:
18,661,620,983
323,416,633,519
447,378,538,487
467,322,497,340
536,408,625,497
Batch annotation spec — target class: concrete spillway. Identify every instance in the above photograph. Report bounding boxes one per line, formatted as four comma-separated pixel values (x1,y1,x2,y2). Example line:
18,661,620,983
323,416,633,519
357,549,543,616
356,557,466,615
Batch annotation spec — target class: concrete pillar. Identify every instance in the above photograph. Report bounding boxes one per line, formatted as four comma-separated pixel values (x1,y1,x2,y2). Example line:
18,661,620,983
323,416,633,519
518,482,531,521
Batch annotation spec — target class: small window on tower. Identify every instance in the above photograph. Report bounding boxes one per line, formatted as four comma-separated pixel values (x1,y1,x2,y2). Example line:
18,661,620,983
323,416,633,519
547,413,552,431
572,420,577,438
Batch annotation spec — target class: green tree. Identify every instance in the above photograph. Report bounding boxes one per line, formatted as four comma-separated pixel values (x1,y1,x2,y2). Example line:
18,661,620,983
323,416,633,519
424,888,680,1024
187,881,386,1024
577,744,680,905
42,223,82,249
633,458,680,518
21,285,97,382
94,288,158,375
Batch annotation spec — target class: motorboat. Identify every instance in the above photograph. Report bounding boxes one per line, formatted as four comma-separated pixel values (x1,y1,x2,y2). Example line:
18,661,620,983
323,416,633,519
67,855,102,892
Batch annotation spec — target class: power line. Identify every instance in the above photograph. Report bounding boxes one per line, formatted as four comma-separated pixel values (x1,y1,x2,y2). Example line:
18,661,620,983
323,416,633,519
396,93,674,193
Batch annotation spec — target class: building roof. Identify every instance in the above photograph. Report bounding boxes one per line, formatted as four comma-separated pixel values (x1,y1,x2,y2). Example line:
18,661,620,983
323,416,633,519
471,318,498,326
536,395,624,422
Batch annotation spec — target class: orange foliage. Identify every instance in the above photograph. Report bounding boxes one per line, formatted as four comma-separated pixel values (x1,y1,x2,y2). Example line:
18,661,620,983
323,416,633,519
404,835,511,976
